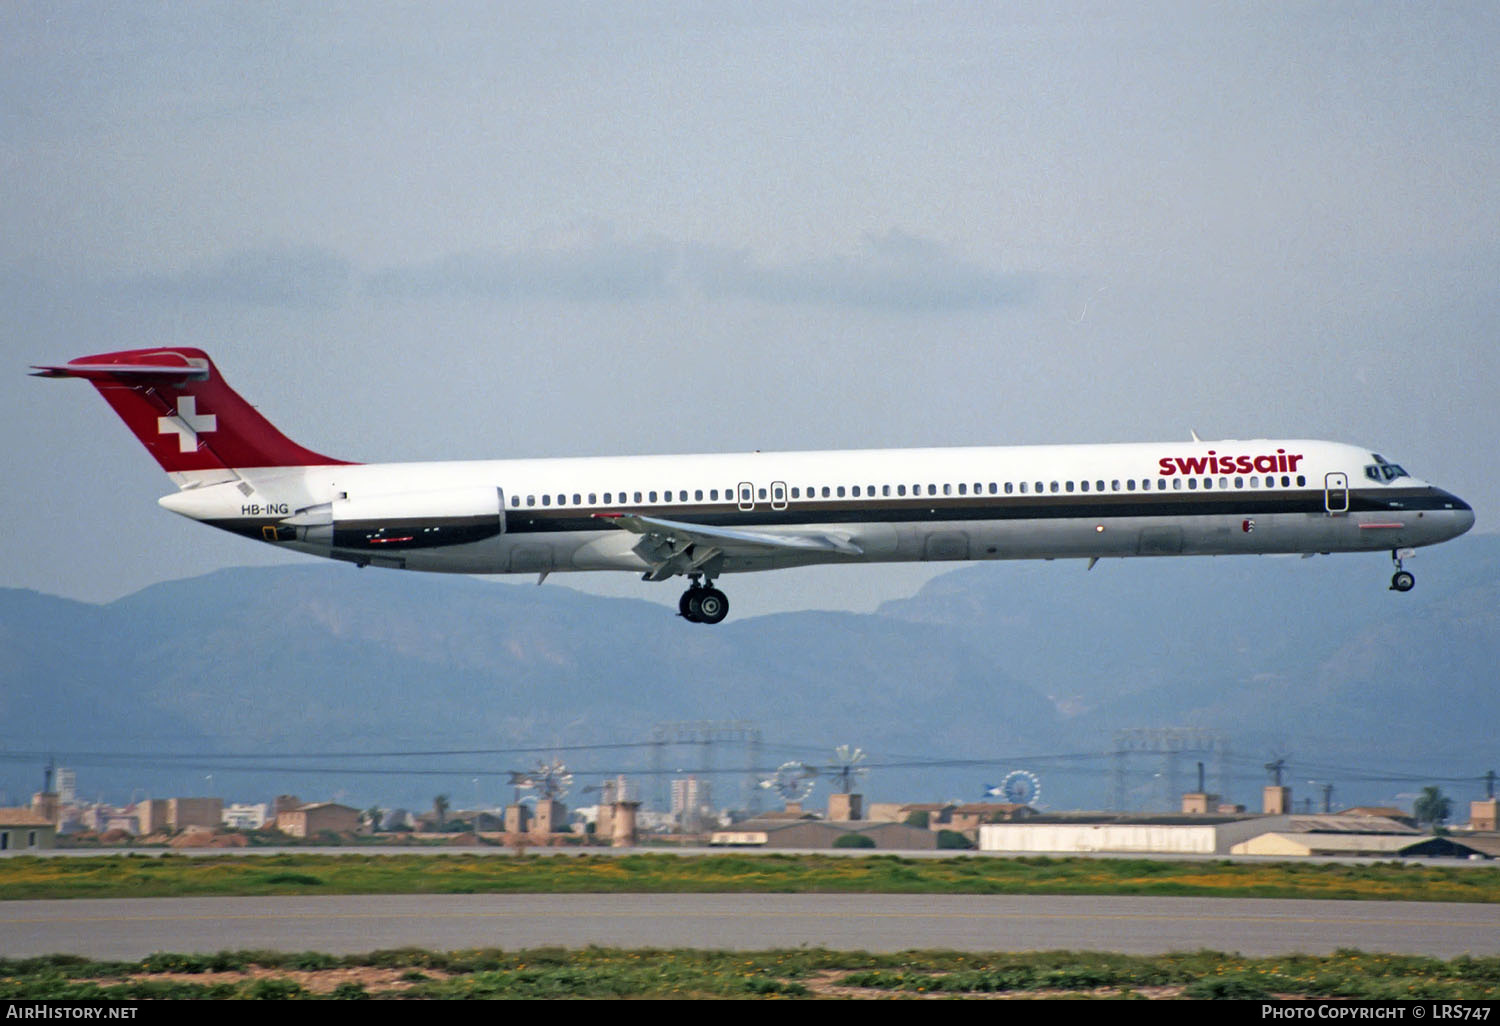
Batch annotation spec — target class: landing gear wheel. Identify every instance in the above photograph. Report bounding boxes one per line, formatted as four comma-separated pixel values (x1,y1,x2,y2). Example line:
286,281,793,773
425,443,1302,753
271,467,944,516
679,589,700,620
1390,570,1415,592
695,587,729,624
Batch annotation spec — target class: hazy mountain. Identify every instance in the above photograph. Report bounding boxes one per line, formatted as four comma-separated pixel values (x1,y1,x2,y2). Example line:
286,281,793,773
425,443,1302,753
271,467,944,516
2,534,1495,814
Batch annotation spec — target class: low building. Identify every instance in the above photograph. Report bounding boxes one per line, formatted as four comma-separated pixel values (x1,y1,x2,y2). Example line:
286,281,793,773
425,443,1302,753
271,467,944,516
1231,832,1489,858
867,803,955,828
0,809,57,851
276,802,360,838
980,813,1287,855
980,811,1459,858
137,797,223,833
948,803,1033,832
710,819,936,850
223,803,268,831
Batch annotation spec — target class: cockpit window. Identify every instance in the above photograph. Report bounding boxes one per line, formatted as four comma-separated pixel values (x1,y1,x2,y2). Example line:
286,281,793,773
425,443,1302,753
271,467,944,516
1364,454,1410,483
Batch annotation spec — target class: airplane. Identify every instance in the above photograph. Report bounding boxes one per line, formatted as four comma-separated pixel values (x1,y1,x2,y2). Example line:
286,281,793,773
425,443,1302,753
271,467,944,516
34,347,1474,624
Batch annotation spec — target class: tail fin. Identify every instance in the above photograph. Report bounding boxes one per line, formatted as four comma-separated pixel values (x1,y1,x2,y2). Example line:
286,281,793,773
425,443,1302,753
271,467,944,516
32,347,350,476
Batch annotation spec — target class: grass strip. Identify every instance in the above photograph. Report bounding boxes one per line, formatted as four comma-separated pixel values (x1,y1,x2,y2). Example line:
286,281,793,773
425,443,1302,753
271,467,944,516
2,946,1497,1000
1,852,1497,903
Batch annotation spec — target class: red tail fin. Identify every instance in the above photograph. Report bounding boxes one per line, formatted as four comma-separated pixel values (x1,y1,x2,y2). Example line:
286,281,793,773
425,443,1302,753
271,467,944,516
32,347,350,473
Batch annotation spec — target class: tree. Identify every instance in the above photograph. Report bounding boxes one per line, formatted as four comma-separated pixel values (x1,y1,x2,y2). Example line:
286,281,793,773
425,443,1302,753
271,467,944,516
1413,786,1452,830
432,794,451,832
937,829,975,850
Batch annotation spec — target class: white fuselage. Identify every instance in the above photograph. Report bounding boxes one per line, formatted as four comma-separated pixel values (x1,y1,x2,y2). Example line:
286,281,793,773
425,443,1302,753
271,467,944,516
159,438,1474,578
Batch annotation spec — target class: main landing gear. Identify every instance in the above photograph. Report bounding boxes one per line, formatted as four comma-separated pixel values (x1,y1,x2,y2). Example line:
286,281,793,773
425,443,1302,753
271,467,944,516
679,575,729,624
1390,548,1415,593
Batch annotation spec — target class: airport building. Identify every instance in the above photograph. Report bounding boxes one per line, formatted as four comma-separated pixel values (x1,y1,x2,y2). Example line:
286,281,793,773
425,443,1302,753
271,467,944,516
276,802,361,838
0,808,56,851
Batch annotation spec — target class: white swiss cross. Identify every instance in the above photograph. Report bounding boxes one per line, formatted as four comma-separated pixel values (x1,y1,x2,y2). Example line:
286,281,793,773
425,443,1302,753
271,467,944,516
157,396,217,453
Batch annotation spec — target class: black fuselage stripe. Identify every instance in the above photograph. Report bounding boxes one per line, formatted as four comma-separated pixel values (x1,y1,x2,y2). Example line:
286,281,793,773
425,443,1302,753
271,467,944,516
503,488,1460,535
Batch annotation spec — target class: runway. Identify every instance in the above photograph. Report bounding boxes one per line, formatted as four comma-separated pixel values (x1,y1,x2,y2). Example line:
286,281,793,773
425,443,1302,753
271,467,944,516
4,893,1497,960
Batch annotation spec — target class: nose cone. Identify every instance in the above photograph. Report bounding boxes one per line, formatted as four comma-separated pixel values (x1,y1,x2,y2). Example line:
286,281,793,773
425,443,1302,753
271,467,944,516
1433,488,1475,540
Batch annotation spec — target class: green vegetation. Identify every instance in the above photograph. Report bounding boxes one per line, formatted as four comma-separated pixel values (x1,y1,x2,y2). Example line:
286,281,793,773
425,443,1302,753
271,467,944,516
2,852,1498,903
1,947,1496,1000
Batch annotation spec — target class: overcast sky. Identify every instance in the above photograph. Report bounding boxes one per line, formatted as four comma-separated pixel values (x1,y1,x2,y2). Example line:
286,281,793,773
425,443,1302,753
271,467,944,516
4,2,1496,612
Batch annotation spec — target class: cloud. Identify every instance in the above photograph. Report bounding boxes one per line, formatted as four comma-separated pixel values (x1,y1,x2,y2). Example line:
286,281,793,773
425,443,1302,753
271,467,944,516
364,240,678,303
365,230,1029,313
689,230,1032,312
128,245,354,309
63,232,1027,315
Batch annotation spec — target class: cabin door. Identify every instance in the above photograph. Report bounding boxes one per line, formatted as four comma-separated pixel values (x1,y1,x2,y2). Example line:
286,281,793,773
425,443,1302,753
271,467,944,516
1324,472,1349,515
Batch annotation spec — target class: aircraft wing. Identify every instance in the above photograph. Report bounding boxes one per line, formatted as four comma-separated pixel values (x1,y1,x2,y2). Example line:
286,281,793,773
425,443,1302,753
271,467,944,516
592,512,862,581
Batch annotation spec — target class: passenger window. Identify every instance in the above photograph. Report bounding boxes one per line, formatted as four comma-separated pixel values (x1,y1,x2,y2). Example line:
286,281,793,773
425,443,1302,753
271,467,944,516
1066,481,1076,493
1126,480,1135,491
526,495,536,507
1004,482,1013,494
822,486,831,498
957,483,966,495
1281,476,1291,487
573,494,581,504
1249,477,1259,489
1172,479,1182,490
1295,475,1305,486
1079,481,1087,492
633,492,642,502
1020,481,1028,494
1096,480,1104,492
883,485,891,496
944,484,953,496
695,490,703,501
928,484,937,496
542,495,551,506
897,484,907,496
989,483,998,494
837,486,846,497
1218,478,1228,489
1111,480,1120,491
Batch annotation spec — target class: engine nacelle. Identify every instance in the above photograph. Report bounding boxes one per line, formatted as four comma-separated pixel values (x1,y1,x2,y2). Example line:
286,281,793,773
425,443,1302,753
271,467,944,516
287,486,504,552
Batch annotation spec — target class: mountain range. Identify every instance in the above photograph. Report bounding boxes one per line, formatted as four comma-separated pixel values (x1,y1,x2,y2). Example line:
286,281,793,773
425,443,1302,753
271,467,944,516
2,533,1495,817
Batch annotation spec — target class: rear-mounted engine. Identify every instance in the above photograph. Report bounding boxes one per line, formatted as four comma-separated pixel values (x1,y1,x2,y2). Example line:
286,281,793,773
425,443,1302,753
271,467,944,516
287,486,504,551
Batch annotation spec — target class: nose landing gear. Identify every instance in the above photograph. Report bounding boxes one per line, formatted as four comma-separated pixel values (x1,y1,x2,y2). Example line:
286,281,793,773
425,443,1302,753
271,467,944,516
679,575,729,624
1390,548,1415,592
